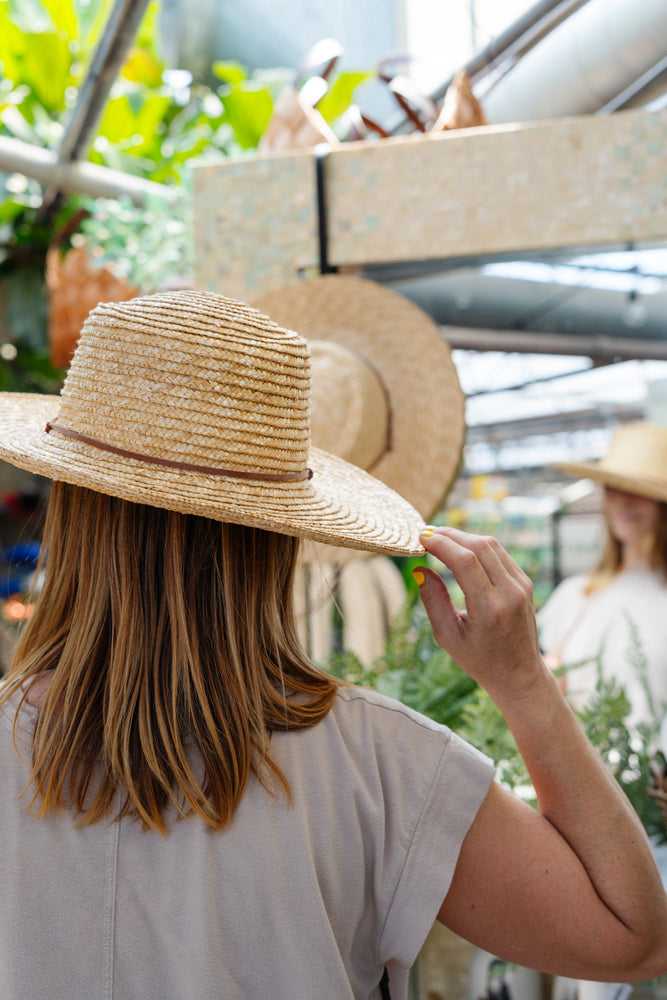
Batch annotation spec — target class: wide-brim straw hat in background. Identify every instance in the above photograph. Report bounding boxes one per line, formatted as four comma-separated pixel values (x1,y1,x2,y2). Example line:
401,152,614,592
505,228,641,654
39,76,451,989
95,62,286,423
0,290,427,556
253,275,466,530
557,421,667,503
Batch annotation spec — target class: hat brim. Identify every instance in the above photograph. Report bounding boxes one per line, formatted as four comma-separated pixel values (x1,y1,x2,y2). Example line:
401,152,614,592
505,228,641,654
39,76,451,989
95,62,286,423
253,276,465,520
0,394,426,556
556,460,667,504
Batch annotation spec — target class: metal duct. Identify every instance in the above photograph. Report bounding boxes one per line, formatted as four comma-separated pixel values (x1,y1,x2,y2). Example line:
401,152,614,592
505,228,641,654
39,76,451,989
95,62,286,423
481,0,667,123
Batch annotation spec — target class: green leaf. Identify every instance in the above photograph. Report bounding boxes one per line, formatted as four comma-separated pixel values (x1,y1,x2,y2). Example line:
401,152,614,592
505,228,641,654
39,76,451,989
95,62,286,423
220,82,273,149
16,31,73,111
0,196,28,226
0,18,32,83
96,89,170,153
39,0,78,38
316,71,371,124
212,60,248,86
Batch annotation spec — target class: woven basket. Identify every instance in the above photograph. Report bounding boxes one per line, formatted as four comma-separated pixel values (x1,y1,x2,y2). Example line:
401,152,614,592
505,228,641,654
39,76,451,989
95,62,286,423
46,246,138,369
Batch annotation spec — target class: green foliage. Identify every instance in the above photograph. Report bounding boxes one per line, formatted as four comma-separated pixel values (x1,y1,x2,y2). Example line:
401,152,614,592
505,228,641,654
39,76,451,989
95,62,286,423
0,0,373,388
325,596,667,836
77,189,193,291
330,601,477,730
318,71,371,125
625,612,661,725
327,600,534,796
460,689,535,802
578,672,664,841
0,0,115,139
211,61,288,150
0,267,63,393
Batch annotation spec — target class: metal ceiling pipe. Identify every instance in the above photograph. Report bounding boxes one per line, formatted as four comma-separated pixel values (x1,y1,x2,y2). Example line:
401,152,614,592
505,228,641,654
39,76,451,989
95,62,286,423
443,325,667,362
0,135,173,206
481,0,667,123
431,0,591,100
386,0,590,133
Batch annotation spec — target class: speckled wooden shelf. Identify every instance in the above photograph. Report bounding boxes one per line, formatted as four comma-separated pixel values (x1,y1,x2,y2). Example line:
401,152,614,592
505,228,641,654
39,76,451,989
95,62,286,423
192,105,667,301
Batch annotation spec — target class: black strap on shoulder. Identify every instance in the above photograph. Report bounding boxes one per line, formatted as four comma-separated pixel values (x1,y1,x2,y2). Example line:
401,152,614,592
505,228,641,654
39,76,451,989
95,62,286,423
379,965,392,1000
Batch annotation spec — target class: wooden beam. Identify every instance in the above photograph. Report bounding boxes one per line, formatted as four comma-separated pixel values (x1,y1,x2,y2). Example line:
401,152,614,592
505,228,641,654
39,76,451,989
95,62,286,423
192,105,667,302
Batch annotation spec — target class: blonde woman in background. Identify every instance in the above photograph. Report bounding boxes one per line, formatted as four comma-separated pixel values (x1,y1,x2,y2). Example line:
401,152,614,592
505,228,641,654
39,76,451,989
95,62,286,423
538,423,667,731
0,293,664,1000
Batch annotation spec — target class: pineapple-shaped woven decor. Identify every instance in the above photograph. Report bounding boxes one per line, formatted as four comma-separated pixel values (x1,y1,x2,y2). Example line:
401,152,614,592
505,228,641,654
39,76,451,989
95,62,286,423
46,246,138,369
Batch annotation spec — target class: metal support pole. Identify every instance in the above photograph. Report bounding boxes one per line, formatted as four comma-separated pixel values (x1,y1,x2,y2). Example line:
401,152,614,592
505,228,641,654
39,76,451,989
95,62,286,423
38,0,154,218
0,135,173,206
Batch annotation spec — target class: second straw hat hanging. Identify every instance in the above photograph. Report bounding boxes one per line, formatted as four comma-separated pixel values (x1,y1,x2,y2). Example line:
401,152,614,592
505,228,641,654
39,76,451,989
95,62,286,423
253,274,466,539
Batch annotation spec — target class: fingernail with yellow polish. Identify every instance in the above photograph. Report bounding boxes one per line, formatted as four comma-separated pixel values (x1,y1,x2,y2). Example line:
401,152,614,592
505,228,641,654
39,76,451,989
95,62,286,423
412,570,425,586
420,528,435,538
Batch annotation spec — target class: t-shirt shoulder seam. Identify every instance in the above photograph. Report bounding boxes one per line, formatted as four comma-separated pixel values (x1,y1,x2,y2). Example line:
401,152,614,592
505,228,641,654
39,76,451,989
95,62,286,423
335,687,451,737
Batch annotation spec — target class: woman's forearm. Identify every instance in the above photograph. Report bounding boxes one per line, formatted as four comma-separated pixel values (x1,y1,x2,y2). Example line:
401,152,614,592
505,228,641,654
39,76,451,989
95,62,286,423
495,661,666,958
417,526,667,977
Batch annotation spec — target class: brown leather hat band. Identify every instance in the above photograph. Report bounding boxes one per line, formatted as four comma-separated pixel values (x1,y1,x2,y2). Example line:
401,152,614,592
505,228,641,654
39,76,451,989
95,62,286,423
45,421,313,483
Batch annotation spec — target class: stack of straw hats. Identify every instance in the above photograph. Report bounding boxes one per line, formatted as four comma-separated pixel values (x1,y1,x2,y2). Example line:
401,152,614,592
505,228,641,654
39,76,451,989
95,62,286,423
253,274,466,550
0,287,451,557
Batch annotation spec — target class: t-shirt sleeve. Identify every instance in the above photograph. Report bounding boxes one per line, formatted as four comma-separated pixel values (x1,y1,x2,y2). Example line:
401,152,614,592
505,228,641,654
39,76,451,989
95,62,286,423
368,696,495,968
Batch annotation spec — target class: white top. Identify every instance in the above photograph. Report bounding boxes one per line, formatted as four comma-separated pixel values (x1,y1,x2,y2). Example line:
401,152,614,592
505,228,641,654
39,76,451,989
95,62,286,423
537,569,667,729
0,684,494,1000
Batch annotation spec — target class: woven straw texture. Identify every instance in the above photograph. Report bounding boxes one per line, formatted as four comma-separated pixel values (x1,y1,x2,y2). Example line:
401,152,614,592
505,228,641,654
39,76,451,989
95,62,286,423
558,422,667,503
254,275,466,521
0,290,426,556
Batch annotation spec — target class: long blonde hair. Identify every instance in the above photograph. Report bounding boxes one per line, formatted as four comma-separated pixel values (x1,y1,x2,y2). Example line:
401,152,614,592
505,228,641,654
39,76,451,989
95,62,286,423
585,494,667,594
0,483,339,833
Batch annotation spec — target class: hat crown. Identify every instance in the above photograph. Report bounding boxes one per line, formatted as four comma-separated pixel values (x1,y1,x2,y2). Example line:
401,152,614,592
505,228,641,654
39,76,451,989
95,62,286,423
602,423,667,479
57,291,312,476
309,340,389,471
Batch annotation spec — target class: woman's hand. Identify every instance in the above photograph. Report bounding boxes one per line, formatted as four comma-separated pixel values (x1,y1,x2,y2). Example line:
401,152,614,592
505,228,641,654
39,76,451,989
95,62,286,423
414,526,545,704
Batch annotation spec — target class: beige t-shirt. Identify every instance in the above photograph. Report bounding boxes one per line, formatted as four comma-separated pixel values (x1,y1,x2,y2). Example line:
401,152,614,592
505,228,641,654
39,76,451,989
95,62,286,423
0,684,494,1000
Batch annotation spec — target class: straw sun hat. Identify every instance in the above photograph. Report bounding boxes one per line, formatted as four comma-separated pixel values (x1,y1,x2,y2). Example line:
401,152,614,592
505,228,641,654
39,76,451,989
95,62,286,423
253,274,465,526
557,421,667,503
0,289,431,556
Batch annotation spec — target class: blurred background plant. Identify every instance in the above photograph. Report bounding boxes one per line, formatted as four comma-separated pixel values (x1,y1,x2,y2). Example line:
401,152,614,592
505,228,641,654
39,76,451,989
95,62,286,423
0,0,370,388
327,594,666,843
76,189,193,290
